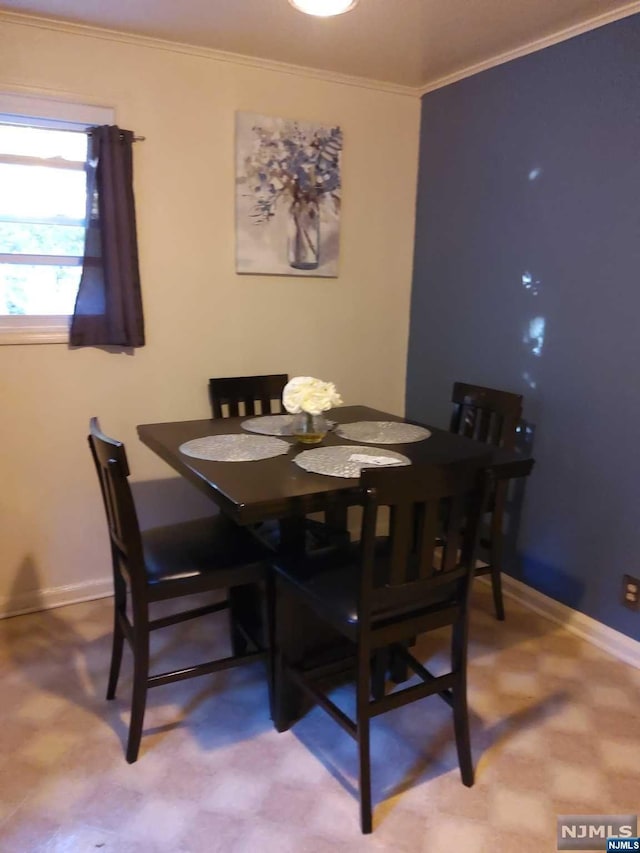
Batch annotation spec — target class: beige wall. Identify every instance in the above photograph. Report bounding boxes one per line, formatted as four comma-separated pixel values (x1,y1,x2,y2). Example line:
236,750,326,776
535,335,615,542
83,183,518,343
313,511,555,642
0,17,420,614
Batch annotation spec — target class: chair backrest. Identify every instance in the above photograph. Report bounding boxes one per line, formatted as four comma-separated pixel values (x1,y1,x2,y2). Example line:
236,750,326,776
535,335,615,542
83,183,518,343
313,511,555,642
449,382,523,450
358,460,491,624
88,417,146,593
208,374,289,419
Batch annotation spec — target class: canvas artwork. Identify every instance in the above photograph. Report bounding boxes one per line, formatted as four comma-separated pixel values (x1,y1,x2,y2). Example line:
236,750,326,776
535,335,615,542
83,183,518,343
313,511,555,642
235,112,342,277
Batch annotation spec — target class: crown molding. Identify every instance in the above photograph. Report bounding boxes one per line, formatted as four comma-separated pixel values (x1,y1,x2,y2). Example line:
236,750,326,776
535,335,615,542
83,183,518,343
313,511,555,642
419,1,640,95
2,2,638,100
0,9,417,98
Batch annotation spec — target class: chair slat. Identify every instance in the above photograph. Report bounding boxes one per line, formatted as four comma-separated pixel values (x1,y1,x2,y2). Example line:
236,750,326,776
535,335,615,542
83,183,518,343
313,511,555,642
388,502,413,586
417,500,439,579
209,374,288,420
442,494,465,573
258,394,272,415
487,412,502,446
475,408,492,443
461,404,475,439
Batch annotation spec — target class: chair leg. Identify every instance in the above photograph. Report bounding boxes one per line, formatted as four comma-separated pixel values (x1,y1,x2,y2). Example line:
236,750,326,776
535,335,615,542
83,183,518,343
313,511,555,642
489,559,505,622
271,576,284,732
273,582,306,732
126,630,149,764
273,650,290,734
370,649,387,701
228,585,249,656
453,686,474,786
388,639,414,684
489,491,507,621
272,581,294,733
106,607,125,701
263,573,276,721
451,620,473,786
357,644,373,834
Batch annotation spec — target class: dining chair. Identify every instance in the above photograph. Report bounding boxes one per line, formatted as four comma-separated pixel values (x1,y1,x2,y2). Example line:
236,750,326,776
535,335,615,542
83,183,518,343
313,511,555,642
208,373,289,419
449,381,523,620
272,459,491,834
208,373,349,552
88,417,271,763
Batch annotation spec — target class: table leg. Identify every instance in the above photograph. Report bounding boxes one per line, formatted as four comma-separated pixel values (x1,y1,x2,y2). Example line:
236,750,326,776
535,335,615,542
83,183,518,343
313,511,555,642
229,583,263,654
389,641,411,683
269,518,305,729
278,517,307,552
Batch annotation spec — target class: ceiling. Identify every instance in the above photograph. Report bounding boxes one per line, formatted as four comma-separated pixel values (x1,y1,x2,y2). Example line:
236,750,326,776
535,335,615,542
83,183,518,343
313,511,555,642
0,0,637,89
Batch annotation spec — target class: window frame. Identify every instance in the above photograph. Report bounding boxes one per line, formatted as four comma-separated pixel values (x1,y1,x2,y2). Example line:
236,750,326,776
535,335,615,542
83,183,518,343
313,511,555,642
0,93,114,345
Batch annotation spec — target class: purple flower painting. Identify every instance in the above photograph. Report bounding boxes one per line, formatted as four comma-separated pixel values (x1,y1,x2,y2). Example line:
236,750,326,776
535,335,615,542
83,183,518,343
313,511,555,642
235,112,342,277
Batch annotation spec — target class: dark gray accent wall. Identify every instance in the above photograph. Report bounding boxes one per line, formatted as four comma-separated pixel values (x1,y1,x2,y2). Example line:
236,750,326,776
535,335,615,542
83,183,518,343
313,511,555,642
406,14,640,638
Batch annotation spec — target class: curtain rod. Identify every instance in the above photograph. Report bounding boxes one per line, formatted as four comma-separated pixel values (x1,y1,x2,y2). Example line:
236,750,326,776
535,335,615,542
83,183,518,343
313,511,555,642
86,131,146,142
0,119,145,141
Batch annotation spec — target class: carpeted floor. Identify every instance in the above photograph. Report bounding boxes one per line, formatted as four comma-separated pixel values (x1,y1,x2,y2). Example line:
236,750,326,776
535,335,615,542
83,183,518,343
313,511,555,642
0,581,638,852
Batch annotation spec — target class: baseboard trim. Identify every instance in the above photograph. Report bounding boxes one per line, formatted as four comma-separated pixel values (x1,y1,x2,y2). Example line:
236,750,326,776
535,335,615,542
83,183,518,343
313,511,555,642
2,572,638,670
0,578,112,620
480,574,640,670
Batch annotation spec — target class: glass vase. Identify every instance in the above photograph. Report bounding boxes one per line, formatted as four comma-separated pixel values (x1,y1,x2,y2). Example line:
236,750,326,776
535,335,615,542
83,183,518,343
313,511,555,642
288,198,320,271
292,412,329,444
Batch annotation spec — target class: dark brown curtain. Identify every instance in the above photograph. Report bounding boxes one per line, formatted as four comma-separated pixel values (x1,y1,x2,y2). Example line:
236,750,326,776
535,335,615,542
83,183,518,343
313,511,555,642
70,125,145,348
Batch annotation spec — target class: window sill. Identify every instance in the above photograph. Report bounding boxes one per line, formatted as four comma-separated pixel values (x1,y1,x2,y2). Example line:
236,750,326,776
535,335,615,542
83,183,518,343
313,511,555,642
0,315,70,345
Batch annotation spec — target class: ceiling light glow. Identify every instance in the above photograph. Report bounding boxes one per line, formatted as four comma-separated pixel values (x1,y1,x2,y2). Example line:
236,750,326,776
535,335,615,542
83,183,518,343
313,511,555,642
288,0,359,17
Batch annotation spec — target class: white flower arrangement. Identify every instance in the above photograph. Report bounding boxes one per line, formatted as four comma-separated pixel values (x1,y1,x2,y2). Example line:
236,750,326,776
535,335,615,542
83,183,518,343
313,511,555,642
282,376,343,416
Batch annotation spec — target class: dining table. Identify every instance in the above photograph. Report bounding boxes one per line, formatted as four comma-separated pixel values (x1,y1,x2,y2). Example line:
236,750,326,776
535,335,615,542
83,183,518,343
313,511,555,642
137,403,535,723
137,404,533,529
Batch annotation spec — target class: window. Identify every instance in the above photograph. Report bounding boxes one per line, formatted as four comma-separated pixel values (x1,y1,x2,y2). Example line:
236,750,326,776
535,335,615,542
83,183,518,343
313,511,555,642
0,94,113,344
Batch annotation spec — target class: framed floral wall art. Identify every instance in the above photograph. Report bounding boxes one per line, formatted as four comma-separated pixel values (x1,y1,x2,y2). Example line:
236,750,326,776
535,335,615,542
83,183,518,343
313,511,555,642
235,112,342,277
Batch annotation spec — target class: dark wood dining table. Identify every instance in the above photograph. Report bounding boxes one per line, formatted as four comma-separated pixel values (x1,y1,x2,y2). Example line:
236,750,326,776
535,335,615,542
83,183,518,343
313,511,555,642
137,404,534,722
137,404,534,530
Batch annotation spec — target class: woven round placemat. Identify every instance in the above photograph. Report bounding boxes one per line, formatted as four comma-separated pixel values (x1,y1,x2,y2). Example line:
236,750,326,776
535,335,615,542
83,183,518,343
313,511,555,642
241,415,296,436
335,421,431,444
293,445,411,479
179,434,290,462
242,415,337,436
